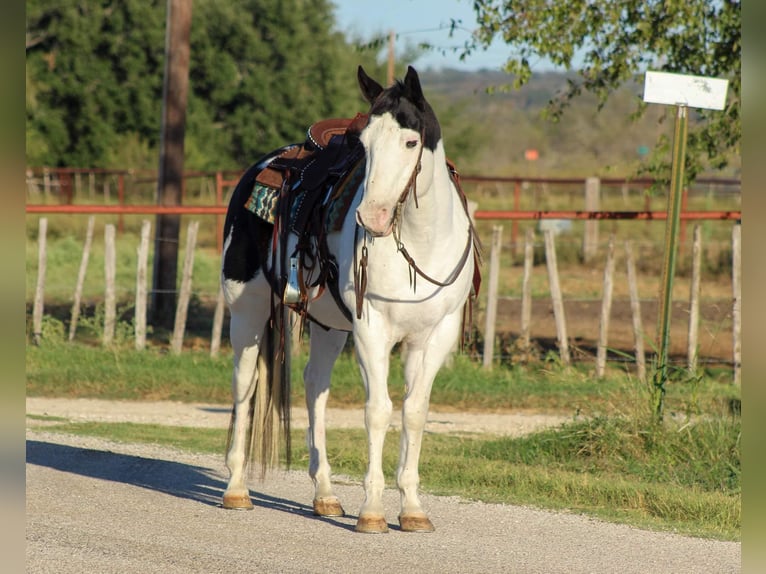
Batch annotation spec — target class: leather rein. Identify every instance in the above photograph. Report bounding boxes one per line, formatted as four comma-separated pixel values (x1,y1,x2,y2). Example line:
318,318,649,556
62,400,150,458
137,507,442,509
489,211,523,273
354,134,477,319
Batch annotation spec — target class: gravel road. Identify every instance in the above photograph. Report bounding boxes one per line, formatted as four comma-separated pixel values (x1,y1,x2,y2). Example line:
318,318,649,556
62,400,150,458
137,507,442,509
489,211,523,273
26,398,740,573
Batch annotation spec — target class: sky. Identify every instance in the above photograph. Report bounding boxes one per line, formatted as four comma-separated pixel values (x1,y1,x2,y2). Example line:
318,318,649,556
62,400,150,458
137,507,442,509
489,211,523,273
331,0,511,72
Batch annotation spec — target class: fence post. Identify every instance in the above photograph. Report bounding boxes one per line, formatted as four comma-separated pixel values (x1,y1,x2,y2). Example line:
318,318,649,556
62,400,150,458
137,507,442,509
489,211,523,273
482,226,503,369
596,233,616,378
624,241,646,382
511,180,521,257
732,223,741,386
687,225,702,375
171,220,199,355
135,220,152,350
69,216,95,341
103,224,117,346
544,229,570,365
582,176,600,263
519,228,534,359
32,218,48,346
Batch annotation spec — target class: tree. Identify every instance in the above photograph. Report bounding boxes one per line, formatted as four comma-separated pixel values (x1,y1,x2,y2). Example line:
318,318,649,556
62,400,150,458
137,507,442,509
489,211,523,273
25,0,384,170
464,0,741,181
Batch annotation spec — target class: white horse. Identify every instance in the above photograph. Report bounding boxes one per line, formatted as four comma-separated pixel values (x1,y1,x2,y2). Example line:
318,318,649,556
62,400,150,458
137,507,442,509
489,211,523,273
220,65,479,533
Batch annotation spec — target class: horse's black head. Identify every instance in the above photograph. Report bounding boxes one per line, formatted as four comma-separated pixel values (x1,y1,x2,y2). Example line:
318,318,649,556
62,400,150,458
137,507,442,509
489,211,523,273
357,65,441,151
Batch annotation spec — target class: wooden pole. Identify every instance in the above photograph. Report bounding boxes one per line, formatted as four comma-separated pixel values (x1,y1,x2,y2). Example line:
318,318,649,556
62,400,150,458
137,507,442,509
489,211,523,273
135,220,152,350
103,224,117,346
387,30,395,85
482,226,503,369
215,171,224,253
210,285,226,358
152,0,193,329
519,228,534,358
171,220,199,354
69,216,95,341
625,241,646,382
596,234,616,378
32,218,48,346
732,223,741,386
544,229,570,365
687,225,702,375
512,180,521,257
582,177,600,263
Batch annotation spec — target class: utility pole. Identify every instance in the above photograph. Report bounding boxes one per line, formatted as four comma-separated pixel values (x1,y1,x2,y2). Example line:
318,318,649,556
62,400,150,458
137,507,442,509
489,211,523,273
151,0,193,329
387,30,395,85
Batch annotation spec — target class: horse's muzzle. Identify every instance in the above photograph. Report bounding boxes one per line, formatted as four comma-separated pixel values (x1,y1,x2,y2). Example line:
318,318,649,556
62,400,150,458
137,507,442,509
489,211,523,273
356,208,394,237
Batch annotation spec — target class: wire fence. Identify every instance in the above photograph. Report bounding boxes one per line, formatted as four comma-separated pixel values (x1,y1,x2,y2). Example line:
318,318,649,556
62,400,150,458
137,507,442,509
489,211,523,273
25,168,741,380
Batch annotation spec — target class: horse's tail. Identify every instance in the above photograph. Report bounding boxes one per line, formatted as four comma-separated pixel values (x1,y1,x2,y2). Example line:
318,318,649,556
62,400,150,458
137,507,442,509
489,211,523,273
227,311,292,478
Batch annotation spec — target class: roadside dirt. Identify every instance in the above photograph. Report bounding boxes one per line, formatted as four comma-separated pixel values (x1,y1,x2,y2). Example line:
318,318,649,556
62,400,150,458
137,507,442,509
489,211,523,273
25,397,571,436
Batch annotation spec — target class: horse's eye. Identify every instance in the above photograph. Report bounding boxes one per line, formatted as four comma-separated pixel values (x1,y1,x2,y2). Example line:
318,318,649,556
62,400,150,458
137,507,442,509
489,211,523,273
406,140,418,149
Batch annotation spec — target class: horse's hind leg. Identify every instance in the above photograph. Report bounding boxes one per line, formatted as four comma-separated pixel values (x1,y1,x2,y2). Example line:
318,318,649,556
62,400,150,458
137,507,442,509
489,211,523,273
304,326,348,516
221,277,270,510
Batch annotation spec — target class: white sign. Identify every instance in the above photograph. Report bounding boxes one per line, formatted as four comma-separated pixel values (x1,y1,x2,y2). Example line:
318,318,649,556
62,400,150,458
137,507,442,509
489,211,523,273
643,70,729,110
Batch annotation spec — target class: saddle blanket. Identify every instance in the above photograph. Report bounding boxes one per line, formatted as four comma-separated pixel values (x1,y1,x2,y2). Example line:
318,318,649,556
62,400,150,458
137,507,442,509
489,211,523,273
244,156,365,233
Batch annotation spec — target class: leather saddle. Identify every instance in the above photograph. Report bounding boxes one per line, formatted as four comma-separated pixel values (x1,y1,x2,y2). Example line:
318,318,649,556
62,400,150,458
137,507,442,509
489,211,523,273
255,114,368,195
257,114,369,329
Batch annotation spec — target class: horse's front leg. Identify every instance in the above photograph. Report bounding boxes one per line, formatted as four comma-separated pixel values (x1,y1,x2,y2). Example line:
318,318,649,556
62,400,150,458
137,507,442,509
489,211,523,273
353,323,394,533
397,312,462,532
304,326,348,517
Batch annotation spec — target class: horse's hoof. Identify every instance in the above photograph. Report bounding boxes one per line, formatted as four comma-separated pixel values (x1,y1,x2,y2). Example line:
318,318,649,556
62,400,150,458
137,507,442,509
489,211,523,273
398,513,435,533
222,491,254,510
313,497,345,517
355,514,389,534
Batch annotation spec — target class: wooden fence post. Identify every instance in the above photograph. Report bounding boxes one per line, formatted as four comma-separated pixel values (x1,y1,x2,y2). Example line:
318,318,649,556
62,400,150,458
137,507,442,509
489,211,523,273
687,225,702,375
624,241,646,382
103,224,117,346
171,220,199,354
732,223,741,386
69,216,95,341
544,229,570,365
482,226,503,369
582,177,600,263
32,218,48,346
596,234,616,378
135,220,151,350
519,228,534,358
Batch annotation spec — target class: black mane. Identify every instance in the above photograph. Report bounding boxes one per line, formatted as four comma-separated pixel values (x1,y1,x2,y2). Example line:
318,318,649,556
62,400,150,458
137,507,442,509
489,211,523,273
369,79,442,152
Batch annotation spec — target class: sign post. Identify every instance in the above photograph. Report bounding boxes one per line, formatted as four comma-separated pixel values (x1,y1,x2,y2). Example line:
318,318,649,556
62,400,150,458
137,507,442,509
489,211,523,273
642,71,729,420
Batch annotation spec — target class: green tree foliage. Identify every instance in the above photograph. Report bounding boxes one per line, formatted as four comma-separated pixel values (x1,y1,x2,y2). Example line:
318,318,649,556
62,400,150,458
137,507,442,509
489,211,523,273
26,0,166,167
26,0,382,170
465,0,741,181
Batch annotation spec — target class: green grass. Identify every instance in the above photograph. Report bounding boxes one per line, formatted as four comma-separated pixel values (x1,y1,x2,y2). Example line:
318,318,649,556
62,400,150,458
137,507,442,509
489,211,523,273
31,416,740,540
26,332,740,541
26,339,739,417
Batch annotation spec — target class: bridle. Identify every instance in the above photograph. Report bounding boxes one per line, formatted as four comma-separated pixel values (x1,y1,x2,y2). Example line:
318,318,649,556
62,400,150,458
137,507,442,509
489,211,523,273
353,130,477,319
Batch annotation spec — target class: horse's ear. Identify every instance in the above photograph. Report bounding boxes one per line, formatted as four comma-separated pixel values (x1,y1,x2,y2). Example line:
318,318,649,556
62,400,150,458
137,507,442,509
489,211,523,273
403,66,426,110
358,65,384,104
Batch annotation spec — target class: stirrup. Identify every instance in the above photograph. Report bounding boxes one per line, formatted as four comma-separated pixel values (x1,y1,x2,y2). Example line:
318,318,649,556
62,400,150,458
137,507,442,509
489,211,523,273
283,257,301,304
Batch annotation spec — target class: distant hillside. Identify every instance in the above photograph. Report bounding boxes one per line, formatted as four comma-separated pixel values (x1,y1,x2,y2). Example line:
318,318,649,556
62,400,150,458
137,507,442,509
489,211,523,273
414,69,739,179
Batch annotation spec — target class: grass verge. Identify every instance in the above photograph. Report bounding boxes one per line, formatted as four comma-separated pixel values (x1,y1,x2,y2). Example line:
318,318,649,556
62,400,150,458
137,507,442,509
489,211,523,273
29,415,740,541
26,341,739,417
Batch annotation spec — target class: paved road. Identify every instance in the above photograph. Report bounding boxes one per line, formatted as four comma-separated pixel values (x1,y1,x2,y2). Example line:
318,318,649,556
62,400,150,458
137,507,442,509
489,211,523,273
26,400,741,573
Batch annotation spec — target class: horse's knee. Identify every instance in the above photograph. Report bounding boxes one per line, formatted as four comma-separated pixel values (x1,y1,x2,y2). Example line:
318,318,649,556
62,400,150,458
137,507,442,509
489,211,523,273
365,398,393,431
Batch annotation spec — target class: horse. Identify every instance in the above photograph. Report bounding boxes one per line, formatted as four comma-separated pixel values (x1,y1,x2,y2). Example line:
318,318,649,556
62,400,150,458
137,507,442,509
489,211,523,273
220,65,480,533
